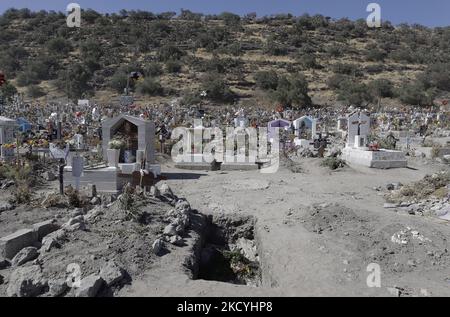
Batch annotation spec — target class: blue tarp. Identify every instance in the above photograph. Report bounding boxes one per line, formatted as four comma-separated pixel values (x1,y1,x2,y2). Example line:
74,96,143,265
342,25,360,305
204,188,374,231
17,118,32,132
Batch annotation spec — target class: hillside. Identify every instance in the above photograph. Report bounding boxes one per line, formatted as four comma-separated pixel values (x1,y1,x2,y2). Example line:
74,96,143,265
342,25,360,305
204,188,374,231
0,8,450,108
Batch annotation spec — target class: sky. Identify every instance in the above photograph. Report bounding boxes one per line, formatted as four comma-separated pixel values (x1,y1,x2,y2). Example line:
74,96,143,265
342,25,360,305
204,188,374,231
0,0,449,27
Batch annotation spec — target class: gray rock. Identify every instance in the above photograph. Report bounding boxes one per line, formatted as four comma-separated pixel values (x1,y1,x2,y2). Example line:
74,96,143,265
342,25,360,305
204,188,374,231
40,229,66,252
0,201,14,213
172,215,190,229
63,216,86,231
0,257,11,269
85,207,103,221
0,228,38,259
163,224,178,236
90,197,101,205
158,183,174,198
169,235,183,246
7,265,48,297
0,274,3,285
11,247,39,266
175,200,191,213
48,279,68,297
387,182,403,191
32,219,60,241
100,261,126,287
75,274,104,297
70,208,84,217
152,238,164,255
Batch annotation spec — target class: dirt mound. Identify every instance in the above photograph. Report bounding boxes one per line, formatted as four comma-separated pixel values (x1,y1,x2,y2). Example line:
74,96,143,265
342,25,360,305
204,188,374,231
298,203,449,275
300,203,370,234
386,171,450,203
366,224,449,274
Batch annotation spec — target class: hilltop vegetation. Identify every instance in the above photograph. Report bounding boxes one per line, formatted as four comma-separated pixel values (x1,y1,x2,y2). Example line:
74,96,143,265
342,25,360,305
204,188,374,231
0,8,450,108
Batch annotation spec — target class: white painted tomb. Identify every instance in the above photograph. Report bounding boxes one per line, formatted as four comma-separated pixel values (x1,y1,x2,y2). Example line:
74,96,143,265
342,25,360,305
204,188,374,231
341,111,407,169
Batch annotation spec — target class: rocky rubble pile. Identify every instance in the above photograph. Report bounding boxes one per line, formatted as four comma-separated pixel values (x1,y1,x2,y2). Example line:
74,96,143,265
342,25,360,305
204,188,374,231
383,171,450,220
0,182,198,297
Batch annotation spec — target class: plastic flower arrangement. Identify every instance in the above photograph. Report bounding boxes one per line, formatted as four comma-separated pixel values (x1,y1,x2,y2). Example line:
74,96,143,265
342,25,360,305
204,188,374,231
2,143,16,150
28,139,49,148
108,139,126,150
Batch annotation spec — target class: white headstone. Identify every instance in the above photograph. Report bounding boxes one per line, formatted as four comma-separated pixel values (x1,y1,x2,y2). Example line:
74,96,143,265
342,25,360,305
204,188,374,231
347,112,370,148
74,134,83,150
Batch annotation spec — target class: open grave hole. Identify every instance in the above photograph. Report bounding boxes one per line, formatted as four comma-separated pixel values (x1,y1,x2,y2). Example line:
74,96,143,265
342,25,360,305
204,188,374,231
196,214,261,286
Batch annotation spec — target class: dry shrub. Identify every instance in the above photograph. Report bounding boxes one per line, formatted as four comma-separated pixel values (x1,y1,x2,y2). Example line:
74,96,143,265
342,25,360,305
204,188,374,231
13,182,32,204
431,144,442,159
387,171,450,202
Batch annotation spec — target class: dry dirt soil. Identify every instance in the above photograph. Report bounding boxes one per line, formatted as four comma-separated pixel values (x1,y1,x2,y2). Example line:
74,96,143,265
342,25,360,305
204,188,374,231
121,157,450,297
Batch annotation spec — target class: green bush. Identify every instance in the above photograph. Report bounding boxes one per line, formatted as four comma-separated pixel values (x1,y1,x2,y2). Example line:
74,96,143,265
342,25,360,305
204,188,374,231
0,82,18,101
56,63,93,101
26,85,46,98
297,54,321,70
332,63,362,77
271,74,312,108
321,157,346,170
136,77,164,96
145,62,163,76
157,44,184,62
337,80,374,107
46,37,72,55
254,71,279,90
264,39,288,56
201,73,235,103
110,71,131,94
365,47,387,62
368,79,394,98
165,60,182,73
327,74,349,90
396,81,437,106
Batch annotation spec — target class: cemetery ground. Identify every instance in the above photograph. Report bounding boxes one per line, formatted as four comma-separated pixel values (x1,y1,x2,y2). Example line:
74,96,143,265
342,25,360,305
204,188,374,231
0,153,449,297
145,156,449,297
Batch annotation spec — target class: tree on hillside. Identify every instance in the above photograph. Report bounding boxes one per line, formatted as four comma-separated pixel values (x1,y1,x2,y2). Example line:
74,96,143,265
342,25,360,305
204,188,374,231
272,74,312,108
201,73,235,103
337,80,374,107
57,64,93,101
396,81,437,106
254,71,279,90
0,82,17,101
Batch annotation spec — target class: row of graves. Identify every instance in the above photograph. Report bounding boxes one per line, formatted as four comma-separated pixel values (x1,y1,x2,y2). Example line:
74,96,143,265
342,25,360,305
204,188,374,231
172,111,327,171
0,109,162,194
171,109,413,171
